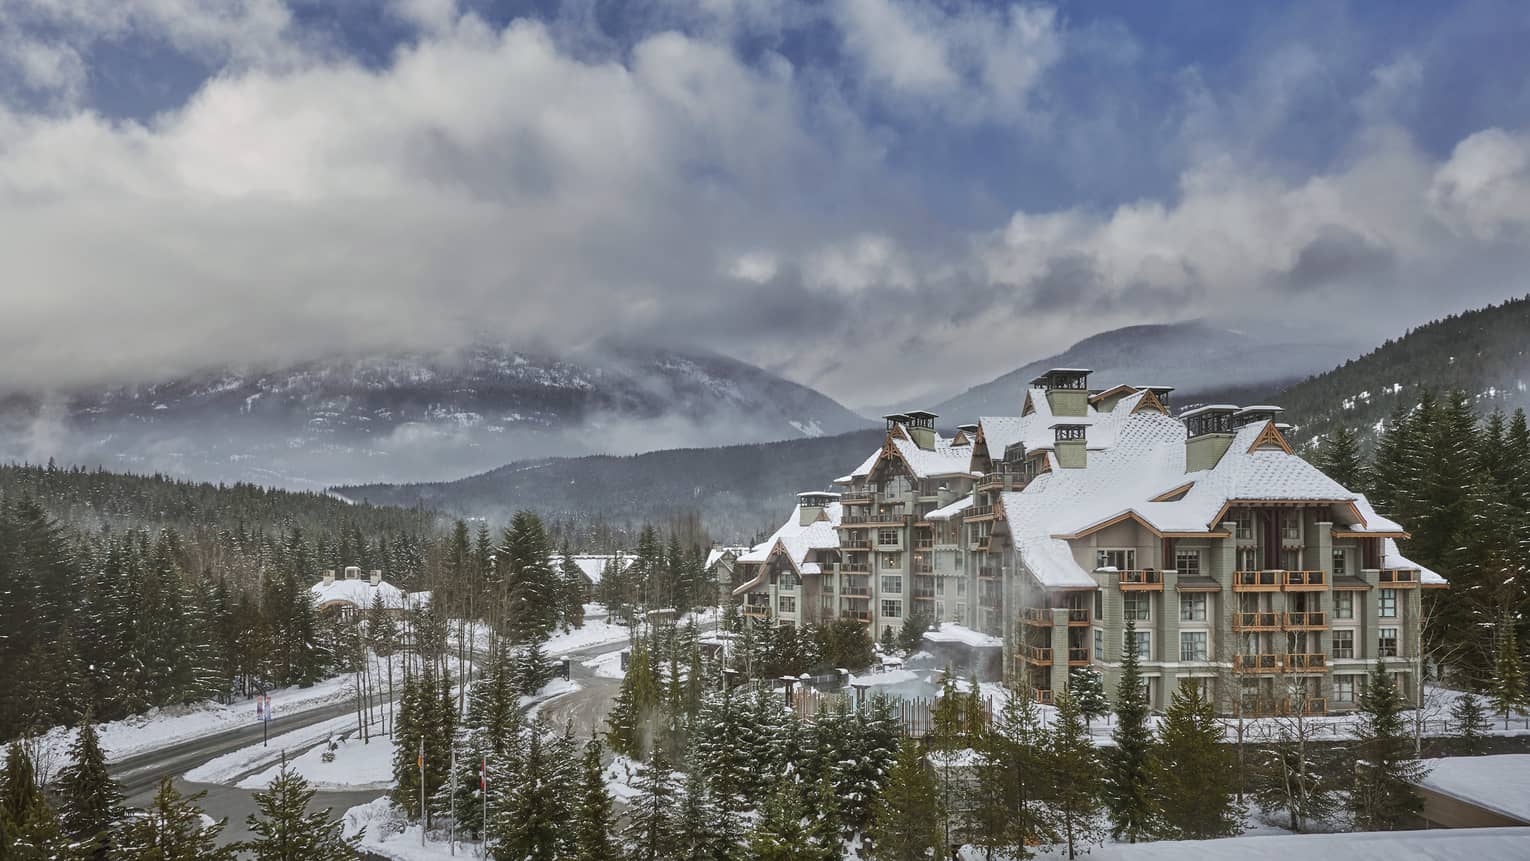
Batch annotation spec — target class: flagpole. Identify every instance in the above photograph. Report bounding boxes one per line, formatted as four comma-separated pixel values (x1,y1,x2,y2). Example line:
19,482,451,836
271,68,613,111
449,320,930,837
481,755,488,858
420,735,426,847
449,746,457,856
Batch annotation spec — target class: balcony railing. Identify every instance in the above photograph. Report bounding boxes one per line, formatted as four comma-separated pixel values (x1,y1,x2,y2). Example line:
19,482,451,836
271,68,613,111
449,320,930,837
1284,570,1326,589
1033,689,1054,705
841,539,871,550
1237,697,1329,717
1025,645,1053,665
1022,607,1052,626
1233,653,1283,673
1068,647,1091,664
913,538,934,549
841,578,871,598
1380,568,1418,584
1067,607,1091,625
742,604,770,617
842,610,871,623
1117,570,1164,590
1283,611,1327,629
1232,611,1280,631
1304,697,1328,715
839,491,874,505
967,505,995,519
1286,653,1327,672
839,562,871,574
1234,570,1282,590
978,567,1001,580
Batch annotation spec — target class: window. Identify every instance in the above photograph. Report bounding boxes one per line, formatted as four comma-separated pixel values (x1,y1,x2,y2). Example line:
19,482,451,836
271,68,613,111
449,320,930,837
1180,631,1208,662
1282,549,1302,570
881,599,903,619
1237,546,1259,571
1332,549,1347,576
1234,510,1253,540
1333,592,1354,620
1378,589,1398,618
778,572,798,591
1379,627,1399,657
1281,511,1300,540
881,553,902,570
1123,592,1151,621
955,602,965,621
820,596,834,615
1332,629,1355,659
956,578,966,596
880,575,903,594
877,528,899,547
1094,628,1104,662
1179,593,1207,622
1333,676,1357,703
1095,590,1104,618
778,595,796,614
1133,630,1152,662
1175,550,1201,577
1095,548,1136,571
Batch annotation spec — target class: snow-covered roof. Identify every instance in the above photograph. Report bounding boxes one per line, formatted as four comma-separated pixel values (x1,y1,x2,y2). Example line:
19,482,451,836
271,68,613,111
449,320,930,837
733,501,842,594
704,547,750,570
1384,538,1445,585
851,430,974,480
926,496,973,521
1067,828,1530,861
1416,754,1530,823
922,623,1002,649
552,554,633,584
311,577,408,610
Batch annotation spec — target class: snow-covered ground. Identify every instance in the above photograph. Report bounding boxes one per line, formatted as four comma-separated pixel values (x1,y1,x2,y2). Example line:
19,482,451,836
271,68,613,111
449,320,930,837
236,733,396,791
582,648,626,679
184,712,366,785
1022,827,1530,860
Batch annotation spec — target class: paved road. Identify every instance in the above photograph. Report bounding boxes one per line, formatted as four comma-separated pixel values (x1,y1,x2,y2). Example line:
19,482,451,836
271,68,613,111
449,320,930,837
540,647,622,739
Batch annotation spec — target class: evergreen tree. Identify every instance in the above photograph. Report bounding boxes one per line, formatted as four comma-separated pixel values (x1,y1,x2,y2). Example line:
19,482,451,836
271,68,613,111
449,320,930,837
747,778,816,861
55,714,124,848
1148,685,1238,839
513,638,555,697
490,723,561,861
866,737,940,861
696,687,750,815
1348,660,1427,830
1046,690,1104,860
606,639,661,759
0,742,60,859
1106,619,1154,843
672,752,723,861
806,767,844,861
1069,667,1109,723
1452,692,1492,754
1491,609,1528,725
878,625,897,654
1317,424,1367,489
895,610,930,655
970,689,1048,859
572,739,618,861
621,749,679,861
112,778,234,861
242,759,359,859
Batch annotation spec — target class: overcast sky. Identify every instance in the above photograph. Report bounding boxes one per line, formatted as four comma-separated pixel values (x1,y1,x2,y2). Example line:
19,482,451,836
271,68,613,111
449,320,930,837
3,0,1530,406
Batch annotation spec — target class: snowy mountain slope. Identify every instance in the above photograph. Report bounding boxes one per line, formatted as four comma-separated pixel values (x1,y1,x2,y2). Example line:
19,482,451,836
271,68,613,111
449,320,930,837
930,321,1359,421
0,345,870,489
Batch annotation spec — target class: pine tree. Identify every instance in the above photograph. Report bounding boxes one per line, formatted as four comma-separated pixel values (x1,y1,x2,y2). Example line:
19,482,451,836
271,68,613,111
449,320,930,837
878,625,897,654
622,749,679,861
1148,684,1238,839
514,637,555,697
1106,619,1154,843
490,723,561,861
1452,692,1492,754
0,741,61,859
1249,719,1338,833
571,738,618,861
1046,690,1104,860
112,777,235,860
971,688,1049,859
1491,609,1528,726
606,638,661,759
895,610,930,655
1348,660,1427,830
242,758,360,859
867,737,940,861
55,714,124,847
1069,667,1109,723
1317,424,1367,489
747,778,817,861
807,766,844,861
672,752,721,861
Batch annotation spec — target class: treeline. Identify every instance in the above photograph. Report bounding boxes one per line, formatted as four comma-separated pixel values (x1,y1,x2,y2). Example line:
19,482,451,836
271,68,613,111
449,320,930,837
1317,391,1530,700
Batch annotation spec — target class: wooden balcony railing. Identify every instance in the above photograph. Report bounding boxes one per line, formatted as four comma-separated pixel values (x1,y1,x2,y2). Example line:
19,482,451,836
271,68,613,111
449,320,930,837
841,578,871,598
839,491,874,505
977,567,1001,580
1232,612,1280,631
1234,570,1282,590
840,539,871,550
1238,697,1329,717
1025,645,1053,665
1304,697,1328,715
1033,689,1054,705
1284,570,1326,589
1380,568,1418,585
1068,648,1091,665
842,610,871,623
742,604,770,617
839,562,871,574
1233,653,1283,673
1283,611,1327,629
1022,607,1053,626
913,538,934,549
1067,607,1091,625
1286,653,1327,672
967,505,995,520
1118,570,1164,590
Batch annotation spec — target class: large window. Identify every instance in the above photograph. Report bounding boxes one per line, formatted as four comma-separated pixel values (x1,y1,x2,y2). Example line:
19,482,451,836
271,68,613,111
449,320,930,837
1133,630,1152,662
881,552,902,570
1180,631,1208,662
880,599,903,619
1333,675,1357,704
1123,592,1151,621
1179,593,1207,622
1095,548,1137,570
1094,628,1104,662
778,595,796,614
880,575,903,594
1332,629,1355,659
1234,510,1253,540
1334,592,1355,620
1332,549,1348,575
1281,511,1301,541
1175,550,1201,577
1378,588,1398,618
1379,627,1399,657
778,572,798,591
877,528,899,547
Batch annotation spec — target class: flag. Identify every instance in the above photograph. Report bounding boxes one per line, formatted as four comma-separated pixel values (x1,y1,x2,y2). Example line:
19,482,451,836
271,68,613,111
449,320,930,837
480,756,487,790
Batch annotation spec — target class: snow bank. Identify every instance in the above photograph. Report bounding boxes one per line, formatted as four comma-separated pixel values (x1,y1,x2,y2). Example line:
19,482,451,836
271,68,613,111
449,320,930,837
582,649,626,680
183,712,360,785
1416,754,1530,823
1028,827,1530,860
237,733,396,791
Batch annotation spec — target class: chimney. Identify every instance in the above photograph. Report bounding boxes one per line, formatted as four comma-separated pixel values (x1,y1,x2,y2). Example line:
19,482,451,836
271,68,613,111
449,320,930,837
1181,405,1240,472
1032,368,1090,417
905,410,938,450
369,569,382,586
344,565,362,580
1051,423,1088,469
797,492,839,526
322,569,336,586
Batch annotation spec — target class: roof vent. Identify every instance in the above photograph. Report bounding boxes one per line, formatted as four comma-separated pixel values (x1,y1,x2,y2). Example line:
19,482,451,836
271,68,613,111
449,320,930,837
344,565,362,580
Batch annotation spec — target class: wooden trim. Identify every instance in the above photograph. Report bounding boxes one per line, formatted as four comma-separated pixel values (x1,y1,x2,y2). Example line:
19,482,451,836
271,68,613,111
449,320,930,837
1133,389,1169,416
1332,529,1410,539
1422,581,1450,590
1247,421,1293,454
1088,384,1136,405
1021,392,1035,416
1206,498,1356,530
1151,481,1195,502
1053,510,1159,540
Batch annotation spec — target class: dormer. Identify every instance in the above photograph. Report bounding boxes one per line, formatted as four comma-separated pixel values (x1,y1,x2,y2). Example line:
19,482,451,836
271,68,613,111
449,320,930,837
905,410,938,450
1031,368,1090,417
953,423,978,447
1181,404,1239,472
797,491,839,526
1052,422,1088,469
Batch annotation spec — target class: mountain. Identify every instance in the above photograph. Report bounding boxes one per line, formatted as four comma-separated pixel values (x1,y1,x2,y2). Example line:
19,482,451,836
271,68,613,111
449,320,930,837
339,429,887,542
928,321,1358,420
0,345,870,489
1268,296,1530,449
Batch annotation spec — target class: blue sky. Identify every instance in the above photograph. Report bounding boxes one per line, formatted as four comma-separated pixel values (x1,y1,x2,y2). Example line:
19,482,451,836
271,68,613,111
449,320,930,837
2,1,1529,404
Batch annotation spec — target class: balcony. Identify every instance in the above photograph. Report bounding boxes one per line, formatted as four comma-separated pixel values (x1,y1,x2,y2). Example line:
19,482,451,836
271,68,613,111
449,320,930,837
967,504,996,520
840,539,871,550
1117,570,1164,590
1233,653,1283,673
1068,647,1091,665
1067,607,1091,625
913,538,934,550
839,491,874,505
742,603,770,618
976,471,1025,493
841,609,871,623
1286,653,1327,672
1033,689,1054,705
841,577,871,598
1234,570,1282,591
1283,611,1327,630
1284,570,1326,590
842,508,907,526
1022,606,1053,626
1025,645,1053,665
839,562,871,574
1303,697,1328,715
1380,568,1418,585
978,567,1002,580
1232,611,1280,631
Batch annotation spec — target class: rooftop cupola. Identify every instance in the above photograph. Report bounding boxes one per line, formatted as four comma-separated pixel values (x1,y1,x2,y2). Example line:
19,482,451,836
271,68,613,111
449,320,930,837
1051,422,1088,468
344,565,362,580
1180,404,1239,472
797,491,840,526
1234,405,1284,428
1137,385,1175,406
904,410,938,450
369,569,382,586
1031,368,1090,417
322,569,336,586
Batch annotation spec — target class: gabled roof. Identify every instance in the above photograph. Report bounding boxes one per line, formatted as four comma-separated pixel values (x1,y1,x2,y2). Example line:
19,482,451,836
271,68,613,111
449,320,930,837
852,430,973,480
733,502,842,594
